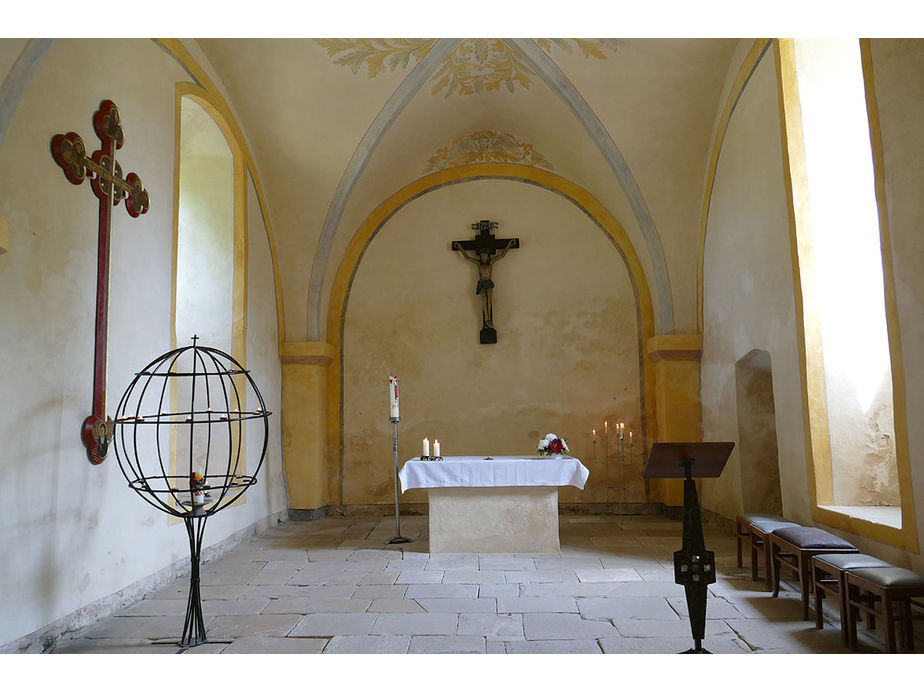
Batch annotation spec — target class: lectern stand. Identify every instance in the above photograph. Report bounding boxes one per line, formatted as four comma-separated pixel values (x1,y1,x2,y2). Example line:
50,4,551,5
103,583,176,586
643,442,734,654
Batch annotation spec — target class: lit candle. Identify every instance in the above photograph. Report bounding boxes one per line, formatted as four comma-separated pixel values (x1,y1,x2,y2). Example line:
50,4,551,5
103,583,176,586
592,428,596,442
422,437,430,457
433,439,440,457
604,420,608,435
388,376,400,419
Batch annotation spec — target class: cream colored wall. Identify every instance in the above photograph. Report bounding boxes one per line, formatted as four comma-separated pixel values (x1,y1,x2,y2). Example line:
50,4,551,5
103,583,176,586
0,38,287,647
700,50,811,523
868,38,924,562
341,179,643,507
701,40,924,569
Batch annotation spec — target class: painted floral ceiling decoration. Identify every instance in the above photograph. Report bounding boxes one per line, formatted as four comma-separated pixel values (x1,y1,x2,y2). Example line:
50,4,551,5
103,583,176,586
425,130,554,172
315,38,616,96
314,39,437,78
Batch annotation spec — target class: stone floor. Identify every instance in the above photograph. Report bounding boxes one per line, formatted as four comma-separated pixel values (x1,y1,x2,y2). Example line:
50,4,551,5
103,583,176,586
49,513,898,655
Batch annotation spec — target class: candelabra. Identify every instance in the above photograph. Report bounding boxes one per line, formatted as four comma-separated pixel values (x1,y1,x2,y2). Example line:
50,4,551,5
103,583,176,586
592,421,635,513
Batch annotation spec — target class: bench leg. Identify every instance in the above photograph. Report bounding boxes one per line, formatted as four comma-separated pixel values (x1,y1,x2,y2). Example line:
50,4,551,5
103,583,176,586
838,574,850,647
884,594,896,653
814,573,825,630
847,583,859,651
765,541,781,597
799,554,812,620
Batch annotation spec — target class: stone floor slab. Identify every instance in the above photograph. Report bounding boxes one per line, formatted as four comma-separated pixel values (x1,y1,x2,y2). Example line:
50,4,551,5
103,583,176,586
506,639,603,654
289,613,378,637
599,635,749,654
371,613,459,635
42,514,880,655
206,613,302,638
417,598,496,613
368,599,426,613
405,583,479,599
221,635,328,654
261,597,372,614
323,635,411,654
352,585,408,599
577,596,680,620
496,596,578,613
522,613,620,640
457,613,524,640
409,635,486,653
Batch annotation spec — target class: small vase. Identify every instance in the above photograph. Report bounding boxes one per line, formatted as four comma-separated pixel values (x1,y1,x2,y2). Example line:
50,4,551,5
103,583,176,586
554,454,563,459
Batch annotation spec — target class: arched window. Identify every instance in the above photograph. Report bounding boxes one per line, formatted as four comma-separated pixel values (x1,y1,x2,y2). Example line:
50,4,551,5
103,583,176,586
172,87,248,502
779,39,916,549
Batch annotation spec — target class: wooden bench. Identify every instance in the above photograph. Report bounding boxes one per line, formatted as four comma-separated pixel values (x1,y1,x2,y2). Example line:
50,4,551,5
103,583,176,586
736,516,800,590
846,565,924,653
812,553,891,646
770,525,857,620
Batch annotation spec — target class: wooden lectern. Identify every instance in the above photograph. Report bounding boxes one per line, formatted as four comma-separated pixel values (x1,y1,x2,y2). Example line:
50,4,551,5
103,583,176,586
644,442,734,654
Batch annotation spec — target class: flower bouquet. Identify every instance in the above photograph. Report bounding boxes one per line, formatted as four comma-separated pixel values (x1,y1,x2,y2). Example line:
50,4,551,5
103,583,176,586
537,433,569,458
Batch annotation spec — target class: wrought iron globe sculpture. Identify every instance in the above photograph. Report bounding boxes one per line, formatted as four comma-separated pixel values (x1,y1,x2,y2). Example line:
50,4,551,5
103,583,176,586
113,336,271,649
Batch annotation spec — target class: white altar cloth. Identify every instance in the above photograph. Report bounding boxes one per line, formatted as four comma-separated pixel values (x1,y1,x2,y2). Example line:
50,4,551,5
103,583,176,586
398,455,589,493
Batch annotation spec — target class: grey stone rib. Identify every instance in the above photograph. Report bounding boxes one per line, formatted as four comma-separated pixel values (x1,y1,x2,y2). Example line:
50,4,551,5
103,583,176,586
0,39,55,150
505,38,675,334
305,38,462,340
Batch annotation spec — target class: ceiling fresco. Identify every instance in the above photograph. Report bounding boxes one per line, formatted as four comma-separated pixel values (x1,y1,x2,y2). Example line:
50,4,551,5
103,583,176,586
315,38,617,95
195,37,742,340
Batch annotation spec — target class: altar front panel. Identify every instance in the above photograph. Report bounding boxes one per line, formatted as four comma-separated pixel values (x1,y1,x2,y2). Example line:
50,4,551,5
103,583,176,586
427,486,560,553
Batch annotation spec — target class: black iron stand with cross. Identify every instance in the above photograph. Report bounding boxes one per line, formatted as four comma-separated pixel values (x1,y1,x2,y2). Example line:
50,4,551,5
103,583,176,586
452,220,519,344
51,100,150,464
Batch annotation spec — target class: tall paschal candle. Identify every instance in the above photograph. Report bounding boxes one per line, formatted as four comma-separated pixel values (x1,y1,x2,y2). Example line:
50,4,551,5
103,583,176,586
388,376,399,419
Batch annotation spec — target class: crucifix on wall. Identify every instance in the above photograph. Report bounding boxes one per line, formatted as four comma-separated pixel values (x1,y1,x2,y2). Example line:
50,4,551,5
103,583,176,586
51,100,150,464
452,220,519,344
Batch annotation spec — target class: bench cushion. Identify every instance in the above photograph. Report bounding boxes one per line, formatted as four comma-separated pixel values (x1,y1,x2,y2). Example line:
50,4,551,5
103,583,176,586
749,519,800,533
738,514,787,523
771,526,856,550
849,566,924,588
813,553,891,571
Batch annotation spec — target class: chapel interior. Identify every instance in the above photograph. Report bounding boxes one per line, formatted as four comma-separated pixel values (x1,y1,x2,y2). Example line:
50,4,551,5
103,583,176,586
2,31,924,658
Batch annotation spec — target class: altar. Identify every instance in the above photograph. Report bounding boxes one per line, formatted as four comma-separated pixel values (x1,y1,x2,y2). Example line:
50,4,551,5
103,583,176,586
398,456,589,553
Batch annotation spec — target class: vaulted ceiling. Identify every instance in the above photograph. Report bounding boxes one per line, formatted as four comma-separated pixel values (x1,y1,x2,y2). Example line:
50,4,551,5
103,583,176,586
194,38,743,340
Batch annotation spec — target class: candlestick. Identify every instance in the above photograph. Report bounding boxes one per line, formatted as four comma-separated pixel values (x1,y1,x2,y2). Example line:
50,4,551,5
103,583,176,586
422,437,430,457
433,439,440,457
388,376,400,419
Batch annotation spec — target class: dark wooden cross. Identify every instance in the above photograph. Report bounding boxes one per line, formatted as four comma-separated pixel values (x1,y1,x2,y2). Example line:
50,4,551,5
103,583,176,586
452,220,519,344
51,99,150,464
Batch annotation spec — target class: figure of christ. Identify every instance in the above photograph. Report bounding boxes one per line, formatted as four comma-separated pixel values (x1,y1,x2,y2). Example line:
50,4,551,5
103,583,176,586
453,238,516,331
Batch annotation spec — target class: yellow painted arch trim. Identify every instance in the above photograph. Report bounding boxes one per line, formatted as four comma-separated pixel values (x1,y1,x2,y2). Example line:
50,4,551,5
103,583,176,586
324,163,657,504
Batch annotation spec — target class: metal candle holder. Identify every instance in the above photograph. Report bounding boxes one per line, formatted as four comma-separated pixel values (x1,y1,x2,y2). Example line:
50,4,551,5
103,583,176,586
112,337,271,650
385,416,411,545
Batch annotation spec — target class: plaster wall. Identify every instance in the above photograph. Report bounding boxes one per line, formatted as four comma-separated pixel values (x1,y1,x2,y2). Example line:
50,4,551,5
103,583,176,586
341,179,643,508
869,38,924,560
0,38,286,647
700,51,811,522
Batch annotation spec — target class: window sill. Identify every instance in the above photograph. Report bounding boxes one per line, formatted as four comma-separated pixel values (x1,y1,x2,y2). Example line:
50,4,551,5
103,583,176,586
819,504,901,529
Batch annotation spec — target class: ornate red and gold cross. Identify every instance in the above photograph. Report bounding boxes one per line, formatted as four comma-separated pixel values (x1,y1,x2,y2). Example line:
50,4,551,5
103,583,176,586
51,99,150,464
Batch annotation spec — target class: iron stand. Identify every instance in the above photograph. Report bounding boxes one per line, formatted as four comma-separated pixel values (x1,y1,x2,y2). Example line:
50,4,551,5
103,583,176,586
385,416,411,545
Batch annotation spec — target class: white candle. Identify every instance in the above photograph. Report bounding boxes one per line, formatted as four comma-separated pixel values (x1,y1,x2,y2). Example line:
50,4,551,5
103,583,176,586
388,376,399,419
604,420,608,434
433,439,440,457
592,428,596,442
422,437,430,457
